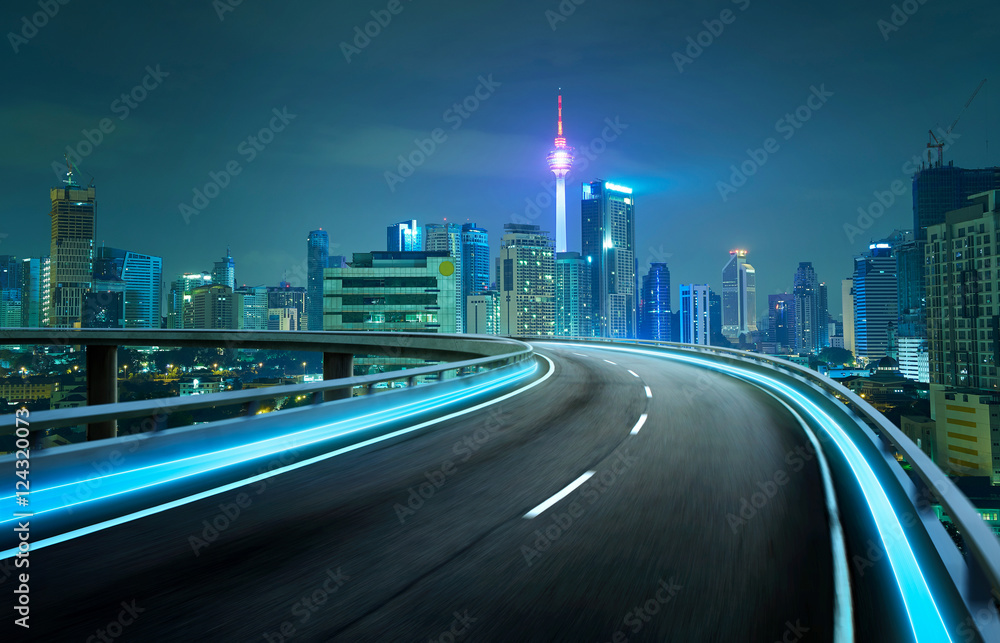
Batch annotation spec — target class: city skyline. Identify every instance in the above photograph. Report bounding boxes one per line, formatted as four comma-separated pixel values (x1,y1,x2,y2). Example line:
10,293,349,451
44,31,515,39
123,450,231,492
2,2,997,315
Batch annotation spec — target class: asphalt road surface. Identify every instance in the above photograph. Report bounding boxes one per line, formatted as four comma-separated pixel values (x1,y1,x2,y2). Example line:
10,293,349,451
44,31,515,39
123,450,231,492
14,343,835,642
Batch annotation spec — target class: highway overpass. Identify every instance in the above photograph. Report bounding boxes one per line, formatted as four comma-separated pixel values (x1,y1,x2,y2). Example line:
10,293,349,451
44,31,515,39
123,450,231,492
0,331,997,641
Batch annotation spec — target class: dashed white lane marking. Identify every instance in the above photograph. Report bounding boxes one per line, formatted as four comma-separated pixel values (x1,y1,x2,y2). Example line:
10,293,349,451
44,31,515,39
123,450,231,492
644,386,652,398
628,370,639,378
523,471,596,519
604,359,617,365
630,413,648,435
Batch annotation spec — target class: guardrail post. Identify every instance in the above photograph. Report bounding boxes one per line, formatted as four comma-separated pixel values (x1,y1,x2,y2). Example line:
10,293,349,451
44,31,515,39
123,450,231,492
324,352,353,401
86,344,118,441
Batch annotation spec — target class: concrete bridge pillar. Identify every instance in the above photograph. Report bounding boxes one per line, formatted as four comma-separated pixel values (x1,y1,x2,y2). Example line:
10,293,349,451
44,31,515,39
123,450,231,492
323,352,354,401
86,344,118,441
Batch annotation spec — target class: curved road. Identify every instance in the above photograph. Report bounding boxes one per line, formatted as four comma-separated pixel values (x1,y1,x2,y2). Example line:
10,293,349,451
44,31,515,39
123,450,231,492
16,344,834,641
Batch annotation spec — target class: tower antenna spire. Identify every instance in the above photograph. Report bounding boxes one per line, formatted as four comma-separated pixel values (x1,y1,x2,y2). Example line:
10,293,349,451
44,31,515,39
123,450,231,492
557,91,563,138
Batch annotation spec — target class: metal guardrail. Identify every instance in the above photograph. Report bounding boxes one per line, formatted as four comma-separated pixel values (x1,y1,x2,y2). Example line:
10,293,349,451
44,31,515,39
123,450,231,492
0,331,534,439
524,336,1000,613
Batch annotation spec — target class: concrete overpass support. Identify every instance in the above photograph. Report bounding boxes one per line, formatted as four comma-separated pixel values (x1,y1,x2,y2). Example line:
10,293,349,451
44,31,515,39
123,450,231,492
323,352,354,401
86,344,118,440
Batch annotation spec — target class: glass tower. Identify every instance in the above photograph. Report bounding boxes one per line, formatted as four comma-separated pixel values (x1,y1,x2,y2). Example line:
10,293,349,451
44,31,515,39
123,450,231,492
307,230,329,331
581,180,636,339
639,262,670,341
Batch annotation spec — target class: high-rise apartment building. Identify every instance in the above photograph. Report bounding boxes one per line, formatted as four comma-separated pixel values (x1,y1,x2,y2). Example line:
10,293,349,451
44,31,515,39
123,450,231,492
48,169,96,327
581,180,636,339
190,284,237,329
426,223,464,333
499,224,555,336
679,284,710,345
925,190,1000,390
555,252,591,337
842,278,855,355
307,230,329,331
853,241,899,361
212,250,236,292
639,263,670,341
387,220,422,251
721,250,757,343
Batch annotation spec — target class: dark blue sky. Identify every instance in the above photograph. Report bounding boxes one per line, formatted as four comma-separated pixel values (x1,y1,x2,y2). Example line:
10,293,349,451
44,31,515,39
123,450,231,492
2,0,998,317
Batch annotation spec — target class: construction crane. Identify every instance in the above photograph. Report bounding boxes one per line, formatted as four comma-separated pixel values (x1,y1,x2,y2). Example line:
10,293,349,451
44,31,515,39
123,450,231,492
927,78,987,168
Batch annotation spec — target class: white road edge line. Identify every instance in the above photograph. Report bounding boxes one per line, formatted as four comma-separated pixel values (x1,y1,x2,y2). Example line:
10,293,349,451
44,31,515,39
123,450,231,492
628,370,639,378
747,389,855,643
0,355,558,560
630,413,648,435
604,359,617,365
524,471,596,519
572,352,587,357
644,386,652,398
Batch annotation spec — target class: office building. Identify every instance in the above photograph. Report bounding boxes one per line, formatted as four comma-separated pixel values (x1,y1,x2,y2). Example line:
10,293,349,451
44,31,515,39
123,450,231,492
190,284,237,329
768,293,796,353
555,252,591,337
466,291,500,335
913,164,1000,238
387,220,422,252
721,250,757,344
679,284,710,345
166,272,212,329
708,289,723,346
92,246,162,328
499,224,555,336
267,307,299,331
581,180,636,339
930,386,1000,485
0,256,22,328
48,167,96,327
461,223,490,330
324,251,456,332
84,251,126,328
639,263,671,341
546,93,574,253
307,230,329,331
267,283,307,331
426,223,464,332
212,250,236,291
925,190,1000,390
236,285,268,330
853,241,899,361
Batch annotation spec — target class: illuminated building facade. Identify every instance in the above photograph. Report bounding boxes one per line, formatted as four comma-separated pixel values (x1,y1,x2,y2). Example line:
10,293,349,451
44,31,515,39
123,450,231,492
546,93,574,253
581,180,636,339
48,168,96,328
721,250,757,343
499,224,555,336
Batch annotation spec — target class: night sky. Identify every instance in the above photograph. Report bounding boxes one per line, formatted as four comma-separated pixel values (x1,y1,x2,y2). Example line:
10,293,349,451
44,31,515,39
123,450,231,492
2,0,998,316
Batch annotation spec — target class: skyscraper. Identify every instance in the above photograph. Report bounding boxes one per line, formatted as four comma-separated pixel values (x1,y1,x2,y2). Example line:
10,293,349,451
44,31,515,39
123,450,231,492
426,223,464,333
92,247,162,328
853,241,899,361
679,284,710,345
236,285,268,330
461,223,490,331
190,284,237,329
546,93,574,253
212,250,236,292
721,250,757,344
925,190,1000,389
792,262,824,354
555,252,591,337
387,220,422,251
708,289,723,346
912,164,1000,238
48,166,96,328
499,224,555,336
767,293,796,353
581,180,636,339
307,230,329,331
267,283,307,331
639,263,671,341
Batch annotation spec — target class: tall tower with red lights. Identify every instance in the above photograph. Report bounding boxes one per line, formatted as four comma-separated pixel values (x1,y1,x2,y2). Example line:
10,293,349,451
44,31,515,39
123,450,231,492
546,92,574,253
